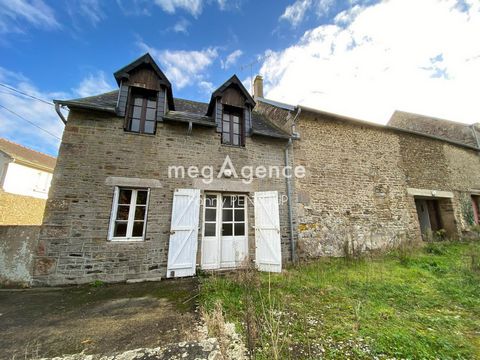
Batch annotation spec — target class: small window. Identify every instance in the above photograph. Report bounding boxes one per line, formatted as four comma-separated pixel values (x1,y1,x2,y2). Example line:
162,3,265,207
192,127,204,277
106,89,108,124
222,106,244,147
125,88,157,134
109,187,149,241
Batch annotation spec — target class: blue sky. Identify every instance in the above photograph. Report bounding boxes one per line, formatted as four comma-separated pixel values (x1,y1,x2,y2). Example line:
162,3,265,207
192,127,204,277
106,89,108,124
1,0,479,156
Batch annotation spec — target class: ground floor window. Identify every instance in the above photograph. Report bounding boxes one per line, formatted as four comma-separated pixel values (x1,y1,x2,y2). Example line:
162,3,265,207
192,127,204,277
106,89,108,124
108,187,150,241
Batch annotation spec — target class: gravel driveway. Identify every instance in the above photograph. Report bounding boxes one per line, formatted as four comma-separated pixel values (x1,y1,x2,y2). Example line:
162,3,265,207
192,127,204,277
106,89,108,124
0,279,205,359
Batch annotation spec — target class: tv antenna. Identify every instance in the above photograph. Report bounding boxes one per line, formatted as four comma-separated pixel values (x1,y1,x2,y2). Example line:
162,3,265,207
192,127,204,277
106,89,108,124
239,53,272,92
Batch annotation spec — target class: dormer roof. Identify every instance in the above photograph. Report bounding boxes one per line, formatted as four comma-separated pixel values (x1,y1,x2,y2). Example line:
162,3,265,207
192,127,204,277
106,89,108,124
114,53,175,110
206,75,256,116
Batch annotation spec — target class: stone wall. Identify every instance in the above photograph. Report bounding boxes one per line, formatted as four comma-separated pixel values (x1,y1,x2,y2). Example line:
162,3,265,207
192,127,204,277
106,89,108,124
293,112,417,258
0,190,46,225
443,144,480,233
0,225,39,286
293,110,480,258
35,109,292,285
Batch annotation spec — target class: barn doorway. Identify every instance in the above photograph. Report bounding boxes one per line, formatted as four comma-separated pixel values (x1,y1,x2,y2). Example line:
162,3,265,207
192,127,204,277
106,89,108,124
472,195,480,224
415,198,443,239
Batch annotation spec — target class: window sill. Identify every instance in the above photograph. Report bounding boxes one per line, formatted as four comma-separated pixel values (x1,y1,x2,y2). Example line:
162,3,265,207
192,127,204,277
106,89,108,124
108,237,145,242
220,144,246,150
123,131,156,137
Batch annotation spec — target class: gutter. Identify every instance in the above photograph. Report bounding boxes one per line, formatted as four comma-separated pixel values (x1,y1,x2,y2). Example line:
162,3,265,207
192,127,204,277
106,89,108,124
55,103,67,125
285,106,301,263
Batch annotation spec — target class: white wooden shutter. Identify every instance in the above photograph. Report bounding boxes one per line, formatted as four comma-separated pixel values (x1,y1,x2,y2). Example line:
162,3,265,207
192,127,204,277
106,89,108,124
166,189,201,278
254,191,282,273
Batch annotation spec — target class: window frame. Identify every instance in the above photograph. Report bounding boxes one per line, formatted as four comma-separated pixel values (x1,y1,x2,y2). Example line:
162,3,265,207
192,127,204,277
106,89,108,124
221,106,244,147
108,187,150,242
125,87,158,135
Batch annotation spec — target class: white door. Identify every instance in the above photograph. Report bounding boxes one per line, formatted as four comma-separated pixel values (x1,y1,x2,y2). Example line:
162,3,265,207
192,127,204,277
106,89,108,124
254,191,282,273
201,193,221,269
166,189,200,278
201,194,248,269
220,195,247,268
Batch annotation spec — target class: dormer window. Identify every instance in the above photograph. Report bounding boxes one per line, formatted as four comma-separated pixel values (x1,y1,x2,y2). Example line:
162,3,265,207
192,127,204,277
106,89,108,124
126,88,157,134
222,106,244,146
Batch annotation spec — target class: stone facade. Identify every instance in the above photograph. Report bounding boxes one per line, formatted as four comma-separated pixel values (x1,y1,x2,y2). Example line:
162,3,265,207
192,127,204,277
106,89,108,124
290,109,480,258
30,54,480,286
35,109,292,285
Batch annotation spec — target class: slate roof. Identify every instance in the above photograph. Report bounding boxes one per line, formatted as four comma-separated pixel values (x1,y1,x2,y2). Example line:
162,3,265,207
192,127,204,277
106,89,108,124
389,111,480,148
55,91,290,139
0,138,56,171
251,112,290,139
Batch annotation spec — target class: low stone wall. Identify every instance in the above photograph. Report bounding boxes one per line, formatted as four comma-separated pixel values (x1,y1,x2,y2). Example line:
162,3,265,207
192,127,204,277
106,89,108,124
0,226,39,286
0,190,46,225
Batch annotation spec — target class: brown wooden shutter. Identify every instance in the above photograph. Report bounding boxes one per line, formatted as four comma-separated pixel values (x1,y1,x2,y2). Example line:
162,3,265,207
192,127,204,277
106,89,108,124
156,89,166,122
215,99,223,133
117,82,129,117
123,86,132,130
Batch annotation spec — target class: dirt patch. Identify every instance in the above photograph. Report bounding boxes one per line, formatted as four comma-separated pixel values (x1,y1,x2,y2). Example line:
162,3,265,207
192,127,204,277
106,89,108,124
0,278,201,359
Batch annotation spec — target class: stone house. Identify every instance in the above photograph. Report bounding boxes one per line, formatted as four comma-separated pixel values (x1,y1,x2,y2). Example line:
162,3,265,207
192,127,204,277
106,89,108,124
34,53,480,285
0,138,56,225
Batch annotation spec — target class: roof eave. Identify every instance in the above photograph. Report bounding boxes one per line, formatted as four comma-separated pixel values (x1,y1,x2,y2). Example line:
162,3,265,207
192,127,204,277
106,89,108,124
53,100,117,114
299,105,480,152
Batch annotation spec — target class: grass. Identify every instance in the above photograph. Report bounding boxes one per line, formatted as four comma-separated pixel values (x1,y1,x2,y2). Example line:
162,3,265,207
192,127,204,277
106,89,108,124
199,241,480,359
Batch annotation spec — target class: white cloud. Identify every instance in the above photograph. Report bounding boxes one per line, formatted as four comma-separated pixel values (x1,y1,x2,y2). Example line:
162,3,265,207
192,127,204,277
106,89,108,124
0,67,65,155
153,0,242,17
173,17,190,34
217,0,227,10
139,42,218,89
280,0,312,27
315,0,334,17
154,0,203,17
221,49,243,69
74,71,115,98
0,0,60,34
216,0,243,11
198,80,214,94
0,68,117,155
68,0,105,26
116,0,151,16
280,0,334,27
263,0,480,124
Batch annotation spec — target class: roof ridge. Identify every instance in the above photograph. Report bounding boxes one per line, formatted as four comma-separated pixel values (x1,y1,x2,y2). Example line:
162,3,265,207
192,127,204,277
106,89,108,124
173,97,208,105
392,110,475,127
0,137,56,160
68,90,119,102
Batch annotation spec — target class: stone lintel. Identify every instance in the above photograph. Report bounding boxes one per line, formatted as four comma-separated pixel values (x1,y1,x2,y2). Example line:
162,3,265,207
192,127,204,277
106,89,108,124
407,188,454,199
105,177,162,188
192,178,253,193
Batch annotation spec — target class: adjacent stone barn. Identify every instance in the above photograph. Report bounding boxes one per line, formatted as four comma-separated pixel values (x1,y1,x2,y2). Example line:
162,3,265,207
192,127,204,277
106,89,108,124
255,100,480,258
33,53,480,285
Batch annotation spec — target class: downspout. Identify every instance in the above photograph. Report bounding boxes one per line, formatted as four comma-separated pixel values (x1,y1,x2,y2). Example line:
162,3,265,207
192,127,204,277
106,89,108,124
55,103,67,125
285,107,301,263
470,124,480,149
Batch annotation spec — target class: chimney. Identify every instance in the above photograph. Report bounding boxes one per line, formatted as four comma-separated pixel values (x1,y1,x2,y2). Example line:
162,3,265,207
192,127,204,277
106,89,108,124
253,75,263,98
